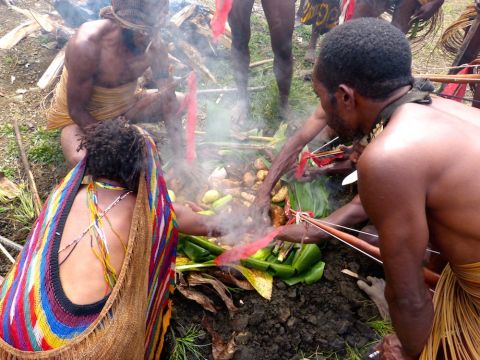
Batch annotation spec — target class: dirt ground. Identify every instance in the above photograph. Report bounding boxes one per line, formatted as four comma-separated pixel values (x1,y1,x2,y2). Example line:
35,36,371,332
0,0,472,359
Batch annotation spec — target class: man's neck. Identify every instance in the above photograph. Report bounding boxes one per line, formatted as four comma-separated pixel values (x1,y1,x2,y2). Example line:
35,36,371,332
359,85,411,135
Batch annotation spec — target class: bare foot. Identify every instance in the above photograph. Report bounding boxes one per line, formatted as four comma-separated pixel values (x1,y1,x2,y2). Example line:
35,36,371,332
357,276,390,320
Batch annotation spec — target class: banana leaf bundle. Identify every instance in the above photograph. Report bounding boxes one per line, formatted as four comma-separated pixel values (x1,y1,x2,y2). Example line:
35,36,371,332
177,235,326,295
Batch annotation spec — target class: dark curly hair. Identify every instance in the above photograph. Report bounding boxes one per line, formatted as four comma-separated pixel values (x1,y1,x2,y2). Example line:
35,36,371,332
314,18,414,99
79,118,146,192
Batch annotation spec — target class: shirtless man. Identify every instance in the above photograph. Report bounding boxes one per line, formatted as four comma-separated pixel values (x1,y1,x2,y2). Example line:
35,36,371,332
46,0,182,166
313,18,480,359
229,0,295,123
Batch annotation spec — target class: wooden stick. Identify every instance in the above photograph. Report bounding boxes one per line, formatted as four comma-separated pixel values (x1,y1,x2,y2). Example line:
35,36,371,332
249,59,274,68
170,4,197,27
0,243,15,264
0,21,40,50
37,48,65,89
415,74,480,84
296,213,440,288
0,235,23,251
197,86,265,95
12,119,42,216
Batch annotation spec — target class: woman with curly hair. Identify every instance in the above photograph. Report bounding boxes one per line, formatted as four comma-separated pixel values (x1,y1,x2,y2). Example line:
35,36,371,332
0,118,218,359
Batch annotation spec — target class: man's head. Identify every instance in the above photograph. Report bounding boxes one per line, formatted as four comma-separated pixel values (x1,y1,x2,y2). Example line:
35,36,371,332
313,18,413,141
80,118,146,192
104,0,169,31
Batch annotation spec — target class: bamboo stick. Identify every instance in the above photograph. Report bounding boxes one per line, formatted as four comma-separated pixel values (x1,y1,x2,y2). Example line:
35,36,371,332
197,86,265,95
415,74,480,84
296,213,440,288
249,59,274,68
0,235,23,251
12,119,42,216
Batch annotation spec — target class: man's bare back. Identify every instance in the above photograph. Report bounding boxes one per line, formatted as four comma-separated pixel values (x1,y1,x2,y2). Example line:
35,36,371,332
359,97,480,267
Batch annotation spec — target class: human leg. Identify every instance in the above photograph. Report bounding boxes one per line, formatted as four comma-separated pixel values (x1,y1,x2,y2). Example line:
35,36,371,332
305,26,320,63
353,0,387,18
262,0,295,118
60,124,86,167
391,0,420,33
229,0,255,122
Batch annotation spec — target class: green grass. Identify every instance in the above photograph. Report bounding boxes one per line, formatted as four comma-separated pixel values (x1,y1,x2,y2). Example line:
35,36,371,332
368,319,394,338
10,187,36,229
170,324,209,360
27,129,64,165
0,166,16,179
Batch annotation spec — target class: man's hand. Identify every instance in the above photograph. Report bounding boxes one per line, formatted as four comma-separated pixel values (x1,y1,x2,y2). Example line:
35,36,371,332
413,0,444,21
376,335,416,360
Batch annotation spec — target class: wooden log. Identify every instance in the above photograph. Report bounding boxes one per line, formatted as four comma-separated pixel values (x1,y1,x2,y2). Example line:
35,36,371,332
175,39,217,83
12,119,42,217
37,48,65,89
0,21,41,50
170,4,197,27
190,16,231,49
9,6,56,32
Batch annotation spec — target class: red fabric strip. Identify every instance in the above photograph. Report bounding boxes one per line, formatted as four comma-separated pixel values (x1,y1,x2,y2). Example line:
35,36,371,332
211,0,233,41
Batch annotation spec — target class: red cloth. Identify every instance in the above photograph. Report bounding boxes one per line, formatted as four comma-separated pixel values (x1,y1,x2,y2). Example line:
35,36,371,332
441,67,471,102
211,0,233,41
214,218,295,265
295,151,345,179
185,72,197,162
341,0,356,22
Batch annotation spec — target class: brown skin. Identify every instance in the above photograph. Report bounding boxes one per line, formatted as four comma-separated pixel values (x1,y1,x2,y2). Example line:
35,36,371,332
313,72,480,358
252,104,332,214
228,0,295,123
60,181,220,305
276,194,368,243
353,0,444,33
62,19,182,166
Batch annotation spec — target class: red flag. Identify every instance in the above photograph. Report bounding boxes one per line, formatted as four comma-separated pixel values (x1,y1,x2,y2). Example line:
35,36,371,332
211,0,233,41
185,72,197,162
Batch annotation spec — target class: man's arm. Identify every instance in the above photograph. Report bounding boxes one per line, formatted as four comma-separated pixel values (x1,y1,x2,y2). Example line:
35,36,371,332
253,104,329,211
65,29,100,129
413,0,444,20
277,195,368,243
150,36,184,158
175,204,222,237
358,150,433,358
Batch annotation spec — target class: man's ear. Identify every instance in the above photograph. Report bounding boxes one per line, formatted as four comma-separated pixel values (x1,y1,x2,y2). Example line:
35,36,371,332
336,85,355,110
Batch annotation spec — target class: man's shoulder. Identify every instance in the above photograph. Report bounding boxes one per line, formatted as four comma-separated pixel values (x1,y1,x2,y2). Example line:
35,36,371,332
74,19,120,45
